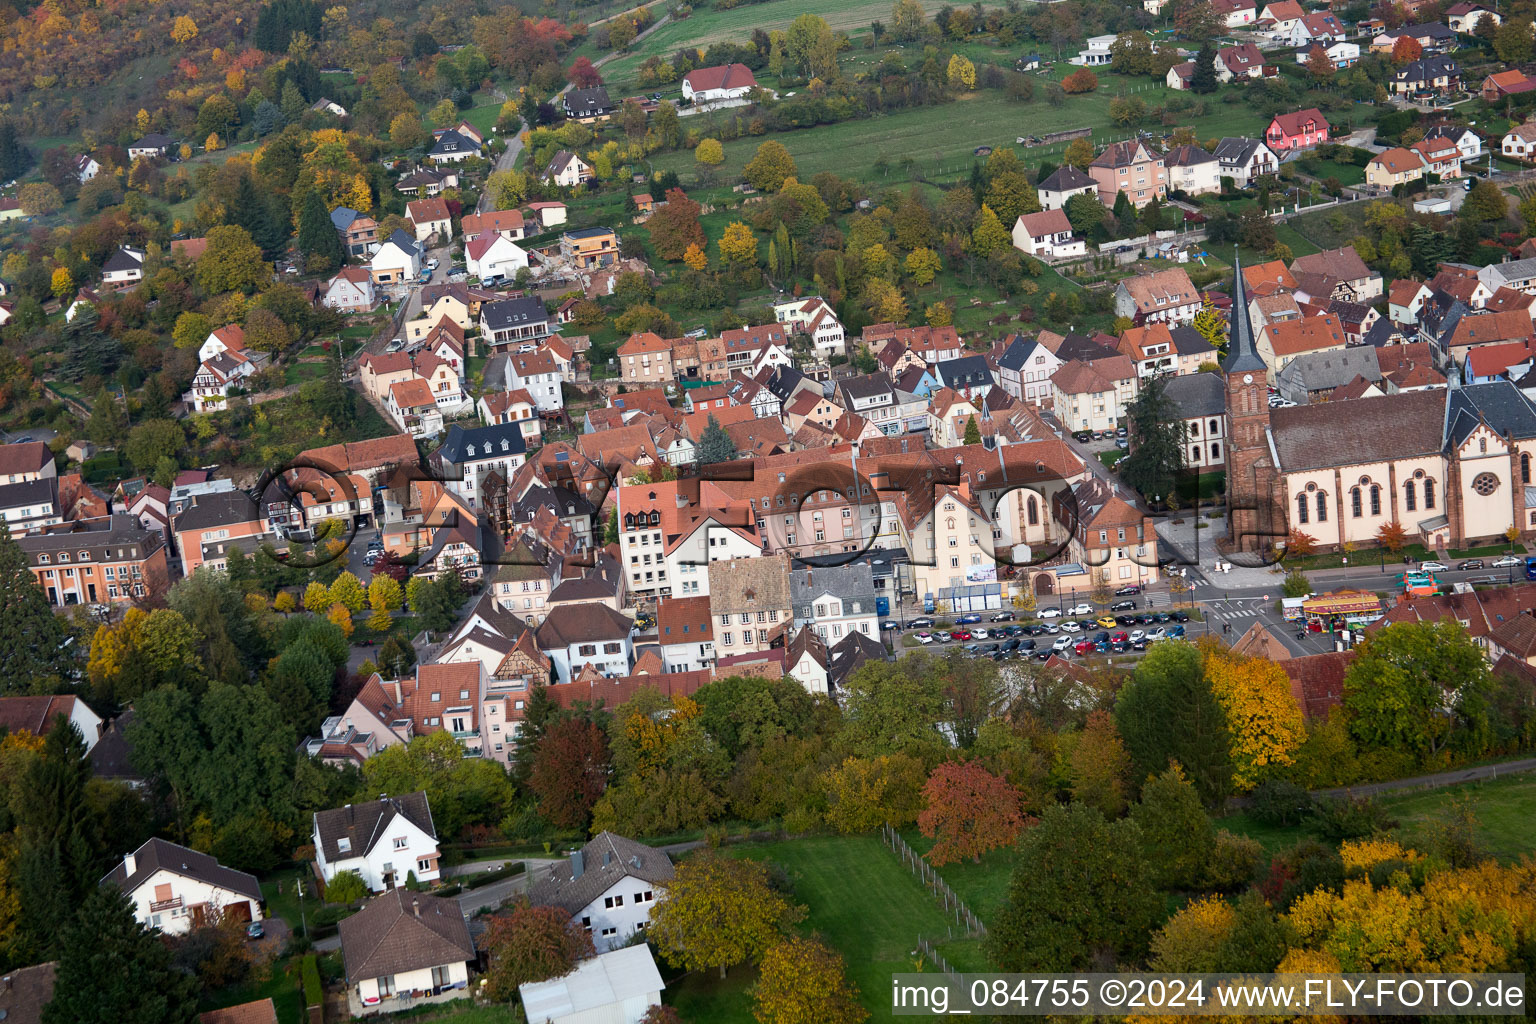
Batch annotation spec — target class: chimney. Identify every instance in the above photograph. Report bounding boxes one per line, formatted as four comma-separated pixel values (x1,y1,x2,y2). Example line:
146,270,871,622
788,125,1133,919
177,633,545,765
570,849,585,879
123,852,137,875
412,897,420,918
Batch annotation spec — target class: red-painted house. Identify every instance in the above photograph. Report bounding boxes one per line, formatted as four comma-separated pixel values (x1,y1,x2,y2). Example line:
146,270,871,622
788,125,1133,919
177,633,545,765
1266,107,1331,152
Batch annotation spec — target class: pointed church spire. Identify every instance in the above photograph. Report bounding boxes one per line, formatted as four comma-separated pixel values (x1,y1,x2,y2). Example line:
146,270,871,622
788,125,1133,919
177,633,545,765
1221,247,1267,375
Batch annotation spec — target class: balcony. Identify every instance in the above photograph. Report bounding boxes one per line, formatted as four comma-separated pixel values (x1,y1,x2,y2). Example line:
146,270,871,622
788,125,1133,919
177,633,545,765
150,896,183,912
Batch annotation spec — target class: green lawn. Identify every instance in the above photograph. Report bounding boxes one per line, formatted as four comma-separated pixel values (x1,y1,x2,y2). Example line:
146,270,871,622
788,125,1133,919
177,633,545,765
198,961,305,1024
1219,773,1536,863
600,0,1013,88
650,81,1262,189
669,834,980,1021
259,867,317,934
282,361,328,387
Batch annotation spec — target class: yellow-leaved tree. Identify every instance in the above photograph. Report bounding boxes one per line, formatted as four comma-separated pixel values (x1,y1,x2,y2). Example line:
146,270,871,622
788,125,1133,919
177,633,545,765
717,221,758,269
682,243,708,272
171,15,198,43
302,581,331,614
1201,642,1305,790
753,937,869,1024
947,53,976,90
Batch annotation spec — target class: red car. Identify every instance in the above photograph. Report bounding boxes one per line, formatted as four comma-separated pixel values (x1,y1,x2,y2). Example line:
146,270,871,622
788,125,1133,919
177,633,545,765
1074,639,1095,655
1110,631,1129,643
951,630,972,642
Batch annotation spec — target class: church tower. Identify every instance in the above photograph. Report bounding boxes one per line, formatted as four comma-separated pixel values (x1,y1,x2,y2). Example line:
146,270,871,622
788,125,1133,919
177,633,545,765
1222,252,1274,552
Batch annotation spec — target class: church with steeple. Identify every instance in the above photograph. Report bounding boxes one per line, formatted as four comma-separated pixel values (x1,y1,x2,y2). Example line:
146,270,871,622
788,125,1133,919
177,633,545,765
1219,252,1536,556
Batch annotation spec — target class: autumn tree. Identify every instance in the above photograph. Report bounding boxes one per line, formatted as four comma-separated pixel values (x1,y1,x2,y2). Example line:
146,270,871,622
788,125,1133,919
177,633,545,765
1063,137,1095,169
197,225,270,294
986,802,1160,971
17,182,61,216
753,938,869,1024
718,221,759,269
821,753,927,832
947,54,977,90
649,851,805,977
567,56,603,88
648,188,706,261
1286,529,1318,558
1305,46,1335,80
695,138,724,166
528,717,611,829
483,901,595,1000
891,0,926,39
1068,710,1132,815
743,140,798,192
1203,645,1306,789
904,246,941,285
1495,18,1535,63
1061,69,1099,93
918,761,1025,865
1391,34,1423,63
683,243,709,272
302,581,331,614
969,203,1010,258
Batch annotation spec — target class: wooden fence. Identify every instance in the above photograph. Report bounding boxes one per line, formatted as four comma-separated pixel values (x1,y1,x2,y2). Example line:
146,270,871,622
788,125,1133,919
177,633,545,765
880,824,987,939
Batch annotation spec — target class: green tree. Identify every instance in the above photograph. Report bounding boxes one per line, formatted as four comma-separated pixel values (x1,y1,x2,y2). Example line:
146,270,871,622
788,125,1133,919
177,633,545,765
1282,570,1313,598
323,870,367,904
1190,43,1219,93
1462,180,1511,225
43,891,194,1023
784,13,835,78
123,419,186,474
891,0,925,40
1343,620,1490,758
172,311,213,350
743,140,798,193
962,415,982,446
697,414,738,464
986,803,1160,971
1114,641,1233,806
649,851,805,978
328,571,367,612
360,731,516,839
753,937,868,1024
1495,18,1534,63
296,188,344,273
1129,763,1215,888
837,657,947,759
1119,373,1186,502
88,387,127,446
0,529,66,696
197,224,270,294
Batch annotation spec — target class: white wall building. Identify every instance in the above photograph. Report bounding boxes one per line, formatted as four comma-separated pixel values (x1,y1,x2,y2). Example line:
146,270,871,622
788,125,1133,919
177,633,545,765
527,833,674,953
313,793,442,893
104,838,264,935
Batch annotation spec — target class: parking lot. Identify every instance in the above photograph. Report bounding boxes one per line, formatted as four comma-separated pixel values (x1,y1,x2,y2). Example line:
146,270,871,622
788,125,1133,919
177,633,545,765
891,601,1194,663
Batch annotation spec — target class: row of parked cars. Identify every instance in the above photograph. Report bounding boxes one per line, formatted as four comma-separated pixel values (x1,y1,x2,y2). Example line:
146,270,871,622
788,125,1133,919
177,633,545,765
909,608,1192,656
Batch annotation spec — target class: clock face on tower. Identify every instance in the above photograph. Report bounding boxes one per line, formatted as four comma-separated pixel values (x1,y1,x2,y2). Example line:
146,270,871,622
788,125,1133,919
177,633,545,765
1242,373,1253,384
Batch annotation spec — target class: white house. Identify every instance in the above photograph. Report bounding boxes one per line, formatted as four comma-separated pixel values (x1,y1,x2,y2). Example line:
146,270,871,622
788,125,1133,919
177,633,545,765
1426,124,1483,162
371,230,424,287
1448,2,1499,33
104,838,264,935
465,233,528,284
657,595,715,671
405,198,452,244
790,564,880,647
430,422,528,506
340,889,474,1015
102,245,146,288
536,603,634,683
520,945,664,1024
773,296,846,357
386,378,445,438
1071,34,1116,65
1164,144,1222,196
183,349,262,412
1213,137,1280,187
311,97,348,117
1011,209,1086,259
322,267,377,313
681,63,758,104
527,832,674,952
1036,165,1098,211
546,151,593,188
1298,40,1360,68
313,793,442,893
75,153,101,182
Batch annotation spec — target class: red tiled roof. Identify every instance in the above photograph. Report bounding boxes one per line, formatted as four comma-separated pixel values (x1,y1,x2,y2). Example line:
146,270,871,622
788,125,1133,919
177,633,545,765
683,63,758,93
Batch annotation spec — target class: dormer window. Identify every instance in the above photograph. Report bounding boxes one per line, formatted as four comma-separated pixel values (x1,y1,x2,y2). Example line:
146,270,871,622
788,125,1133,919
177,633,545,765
337,837,351,853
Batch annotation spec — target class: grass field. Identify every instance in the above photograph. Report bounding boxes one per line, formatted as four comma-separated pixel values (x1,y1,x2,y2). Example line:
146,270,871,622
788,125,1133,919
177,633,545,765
1219,773,1536,862
199,962,304,1024
668,834,982,1022
651,81,1266,190
598,0,1012,85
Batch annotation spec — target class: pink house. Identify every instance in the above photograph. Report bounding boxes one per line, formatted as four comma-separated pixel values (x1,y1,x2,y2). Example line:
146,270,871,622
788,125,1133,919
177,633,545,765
1266,108,1331,151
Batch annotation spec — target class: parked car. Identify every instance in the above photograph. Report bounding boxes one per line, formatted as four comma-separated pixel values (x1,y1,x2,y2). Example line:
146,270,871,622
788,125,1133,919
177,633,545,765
1096,615,1117,628
1110,631,1128,643
1033,649,1053,661
910,617,934,628
1039,608,1061,618
1129,630,1146,643
1111,600,1136,611
1457,559,1485,570
1171,611,1190,623
1072,430,1093,442
957,613,983,625
1068,603,1093,616
915,632,934,644
1060,620,1082,633
1146,626,1168,640
1018,639,1037,651
1493,555,1524,568
970,628,990,640
990,611,1015,622
1168,625,1187,638
881,621,899,630
1110,640,1130,653
1116,438,1129,450
246,921,264,940
1052,636,1074,651
1114,585,1141,596
936,631,955,643
1420,561,1448,572
1074,640,1095,655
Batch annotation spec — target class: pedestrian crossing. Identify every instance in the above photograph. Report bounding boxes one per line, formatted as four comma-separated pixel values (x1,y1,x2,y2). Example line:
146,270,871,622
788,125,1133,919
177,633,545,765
1211,607,1260,620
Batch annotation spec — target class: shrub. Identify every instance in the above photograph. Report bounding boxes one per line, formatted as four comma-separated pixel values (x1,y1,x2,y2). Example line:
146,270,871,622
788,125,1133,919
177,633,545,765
1204,830,1263,891
1309,795,1397,841
1249,780,1314,826
302,954,323,1008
